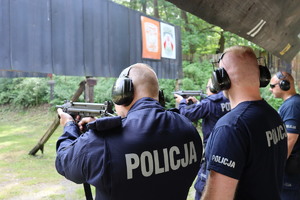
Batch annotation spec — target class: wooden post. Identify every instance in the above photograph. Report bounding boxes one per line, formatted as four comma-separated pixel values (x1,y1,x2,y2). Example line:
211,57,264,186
48,80,55,101
29,80,86,156
84,77,97,103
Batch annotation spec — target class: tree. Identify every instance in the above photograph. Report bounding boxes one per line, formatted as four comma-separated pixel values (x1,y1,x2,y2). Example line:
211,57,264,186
153,0,160,18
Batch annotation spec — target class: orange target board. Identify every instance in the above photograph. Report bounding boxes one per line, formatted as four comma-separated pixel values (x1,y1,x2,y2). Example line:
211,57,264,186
141,16,161,60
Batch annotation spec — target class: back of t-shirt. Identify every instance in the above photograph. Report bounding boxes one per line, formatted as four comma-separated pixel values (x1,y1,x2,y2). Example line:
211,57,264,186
205,100,287,200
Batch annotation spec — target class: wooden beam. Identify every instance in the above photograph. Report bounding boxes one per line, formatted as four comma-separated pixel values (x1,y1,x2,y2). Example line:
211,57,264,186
29,80,86,156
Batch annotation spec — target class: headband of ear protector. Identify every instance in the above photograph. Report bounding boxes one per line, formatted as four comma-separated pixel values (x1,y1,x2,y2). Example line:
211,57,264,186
210,53,271,93
111,67,166,107
111,67,134,106
276,71,290,91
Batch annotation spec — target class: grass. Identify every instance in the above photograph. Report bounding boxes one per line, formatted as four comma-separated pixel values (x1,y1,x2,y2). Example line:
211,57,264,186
0,104,196,200
0,104,84,200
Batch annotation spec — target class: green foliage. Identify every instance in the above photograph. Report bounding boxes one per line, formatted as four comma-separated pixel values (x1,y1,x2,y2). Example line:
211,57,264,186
15,78,49,107
260,87,283,110
50,76,86,106
51,76,117,106
223,31,263,51
0,78,49,107
159,78,176,108
94,77,117,103
0,76,118,109
182,17,221,55
181,60,212,90
181,78,195,90
0,78,17,104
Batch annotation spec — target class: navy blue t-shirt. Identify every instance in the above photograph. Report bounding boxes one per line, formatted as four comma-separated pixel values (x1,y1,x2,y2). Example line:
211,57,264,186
56,98,203,200
205,100,287,200
279,94,300,154
178,92,230,144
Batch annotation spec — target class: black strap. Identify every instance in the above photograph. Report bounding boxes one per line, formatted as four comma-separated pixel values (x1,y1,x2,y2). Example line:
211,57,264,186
83,183,93,200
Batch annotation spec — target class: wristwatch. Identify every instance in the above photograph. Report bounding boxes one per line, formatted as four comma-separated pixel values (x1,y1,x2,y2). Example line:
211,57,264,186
64,121,76,127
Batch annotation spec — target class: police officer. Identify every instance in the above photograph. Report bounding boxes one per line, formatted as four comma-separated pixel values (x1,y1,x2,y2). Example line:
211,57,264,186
270,71,300,199
174,79,230,145
56,63,203,200
202,46,287,200
174,79,230,200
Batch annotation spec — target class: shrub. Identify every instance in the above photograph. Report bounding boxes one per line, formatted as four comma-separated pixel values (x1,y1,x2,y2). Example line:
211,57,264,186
0,78,17,104
94,77,117,103
0,62,285,111
159,79,176,108
0,78,49,107
181,60,212,91
50,76,86,106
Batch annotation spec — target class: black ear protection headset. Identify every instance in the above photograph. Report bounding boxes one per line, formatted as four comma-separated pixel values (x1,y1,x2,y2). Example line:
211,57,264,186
111,66,166,107
210,53,271,93
276,71,290,91
111,67,134,106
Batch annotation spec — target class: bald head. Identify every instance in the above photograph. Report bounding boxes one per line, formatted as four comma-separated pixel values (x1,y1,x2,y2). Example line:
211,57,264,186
273,71,294,85
217,46,262,108
128,63,159,101
270,71,295,94
113,63,159,117
221,46,260,88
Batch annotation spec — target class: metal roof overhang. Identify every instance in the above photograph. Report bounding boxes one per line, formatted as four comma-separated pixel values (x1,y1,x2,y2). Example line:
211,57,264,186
166,0,300,62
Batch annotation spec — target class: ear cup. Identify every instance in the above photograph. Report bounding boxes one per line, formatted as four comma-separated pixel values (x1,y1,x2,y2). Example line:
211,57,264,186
158,90,165,107
112,67,134,106
111,77,134,106
259,65,271,87
210,68,231,93
279,80,290,91
276,72,290,91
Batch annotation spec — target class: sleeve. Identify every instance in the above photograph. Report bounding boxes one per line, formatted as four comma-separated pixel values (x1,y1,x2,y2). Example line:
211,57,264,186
281,104,300,134
285,119,300,134
206,125,248,180
56,123,81,152
55,124,86,183
55,124,106,185
178,99,210,122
